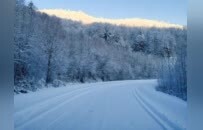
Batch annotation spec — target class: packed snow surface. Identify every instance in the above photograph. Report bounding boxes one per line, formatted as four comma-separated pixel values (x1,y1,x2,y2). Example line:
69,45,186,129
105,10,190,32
14,80,187,130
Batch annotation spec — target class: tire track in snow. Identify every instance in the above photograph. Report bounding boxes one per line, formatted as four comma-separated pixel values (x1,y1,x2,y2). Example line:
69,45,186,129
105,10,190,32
44,87,111,130
15,82,124,129
15,86,99,129
15,85,95,113
132,87,184,130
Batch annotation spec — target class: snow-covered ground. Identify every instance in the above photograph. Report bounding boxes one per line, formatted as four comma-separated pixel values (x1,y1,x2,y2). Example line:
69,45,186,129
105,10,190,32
14,80,187,130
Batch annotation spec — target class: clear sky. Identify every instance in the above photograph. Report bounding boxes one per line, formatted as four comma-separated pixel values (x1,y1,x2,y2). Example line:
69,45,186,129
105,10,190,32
30,0,187,25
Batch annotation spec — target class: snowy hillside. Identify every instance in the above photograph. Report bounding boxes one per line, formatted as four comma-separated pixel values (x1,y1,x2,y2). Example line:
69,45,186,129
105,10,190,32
15,1,187,101
14,80,186,130
39,9,183,28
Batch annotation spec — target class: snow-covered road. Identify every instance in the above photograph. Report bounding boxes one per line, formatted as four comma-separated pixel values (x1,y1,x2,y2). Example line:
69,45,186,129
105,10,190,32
14,80,187,130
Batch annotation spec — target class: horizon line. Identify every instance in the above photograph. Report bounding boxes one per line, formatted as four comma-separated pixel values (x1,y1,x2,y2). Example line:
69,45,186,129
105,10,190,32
39,9,185,29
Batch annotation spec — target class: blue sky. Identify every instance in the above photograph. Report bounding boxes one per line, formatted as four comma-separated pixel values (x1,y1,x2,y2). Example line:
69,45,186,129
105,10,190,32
30,0,187,25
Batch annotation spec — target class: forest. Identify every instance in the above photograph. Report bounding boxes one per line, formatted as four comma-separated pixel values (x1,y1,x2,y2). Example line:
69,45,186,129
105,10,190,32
14,0,187,100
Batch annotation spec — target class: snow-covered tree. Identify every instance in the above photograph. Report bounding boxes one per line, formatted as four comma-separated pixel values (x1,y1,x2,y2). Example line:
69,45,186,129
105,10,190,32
14,0,187,99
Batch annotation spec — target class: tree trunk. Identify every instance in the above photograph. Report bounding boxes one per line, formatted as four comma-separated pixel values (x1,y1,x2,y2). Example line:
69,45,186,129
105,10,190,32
45,49,53,86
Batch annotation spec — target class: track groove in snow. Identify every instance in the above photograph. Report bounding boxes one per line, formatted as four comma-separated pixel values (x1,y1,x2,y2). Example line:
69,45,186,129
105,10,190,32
133,88,184,130
15,86,92,115
132,88,168,130
15,89,92,129
15,84,111,130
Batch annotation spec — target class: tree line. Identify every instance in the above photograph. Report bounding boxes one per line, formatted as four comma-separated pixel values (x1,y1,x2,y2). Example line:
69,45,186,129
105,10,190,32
14,0,187,100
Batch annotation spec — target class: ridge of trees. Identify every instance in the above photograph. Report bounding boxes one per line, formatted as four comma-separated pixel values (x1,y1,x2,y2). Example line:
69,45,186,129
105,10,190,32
14,0,187,100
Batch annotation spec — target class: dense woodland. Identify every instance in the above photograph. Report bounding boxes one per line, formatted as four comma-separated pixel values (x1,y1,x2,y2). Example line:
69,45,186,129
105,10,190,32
14,0,187,100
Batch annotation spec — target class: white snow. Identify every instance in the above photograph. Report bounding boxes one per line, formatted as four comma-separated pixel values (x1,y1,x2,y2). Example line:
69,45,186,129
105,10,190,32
39,9,183,29
14,80,186,130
